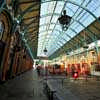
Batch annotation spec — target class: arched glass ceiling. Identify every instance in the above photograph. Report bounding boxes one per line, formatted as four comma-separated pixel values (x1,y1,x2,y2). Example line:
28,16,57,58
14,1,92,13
38,0,100,57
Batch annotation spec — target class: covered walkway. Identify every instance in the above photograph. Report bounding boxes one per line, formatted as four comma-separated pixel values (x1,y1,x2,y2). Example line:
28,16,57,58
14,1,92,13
0,0,100,100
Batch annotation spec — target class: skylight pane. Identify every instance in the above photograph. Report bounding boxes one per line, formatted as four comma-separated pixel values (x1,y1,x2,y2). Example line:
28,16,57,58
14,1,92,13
55,25,62,31
73,8,83,19
75,25,84,33
39,26,46,32
47,1,56,14
65,3,78,16
65,29,74,38
46,35,50,38
71,0,83,5
93,6,100,17
45,16,52,24
76,10,87,20
49,24,55,29
51,15,59,23
82,0,91,6
86,0,100,17
40,17,45,25
47,30,52,35
54,1,64,14
53,29,60,35
40,2,48,16
82,15,95,27
70,21,77,28
60,37,66,44
62,34,70,42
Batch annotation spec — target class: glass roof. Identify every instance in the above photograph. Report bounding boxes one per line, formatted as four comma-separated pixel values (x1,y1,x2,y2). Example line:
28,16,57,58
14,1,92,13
38,0,100,57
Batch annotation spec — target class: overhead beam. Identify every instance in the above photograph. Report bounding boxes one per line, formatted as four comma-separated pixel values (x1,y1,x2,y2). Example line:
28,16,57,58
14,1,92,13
23,16,39,21
18,0,39,5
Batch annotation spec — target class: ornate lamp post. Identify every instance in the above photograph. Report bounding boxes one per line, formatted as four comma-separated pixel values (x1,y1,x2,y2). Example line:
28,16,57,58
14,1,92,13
58,10,72,31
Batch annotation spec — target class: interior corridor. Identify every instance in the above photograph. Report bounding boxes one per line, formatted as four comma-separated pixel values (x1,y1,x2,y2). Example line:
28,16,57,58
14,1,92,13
0,0,100,100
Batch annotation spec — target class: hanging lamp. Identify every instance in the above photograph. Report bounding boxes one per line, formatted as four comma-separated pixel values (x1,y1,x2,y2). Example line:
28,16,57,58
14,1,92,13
58,10,72,31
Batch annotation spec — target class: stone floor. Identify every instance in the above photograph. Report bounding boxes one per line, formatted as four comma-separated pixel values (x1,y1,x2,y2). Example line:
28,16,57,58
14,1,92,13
0,69,47,100
63,78,100,100
47,75,100,100
0,69,100,100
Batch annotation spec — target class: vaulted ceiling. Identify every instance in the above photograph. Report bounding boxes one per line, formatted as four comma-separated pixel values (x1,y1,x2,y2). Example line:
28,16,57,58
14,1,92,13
38,0,100,58
5,0,100,59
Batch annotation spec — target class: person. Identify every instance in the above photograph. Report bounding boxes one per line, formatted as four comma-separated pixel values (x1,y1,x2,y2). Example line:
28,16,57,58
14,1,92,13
84,64,90,81
71,66,75,77
65,70,68,76
37,67,40,76
73,70,78,80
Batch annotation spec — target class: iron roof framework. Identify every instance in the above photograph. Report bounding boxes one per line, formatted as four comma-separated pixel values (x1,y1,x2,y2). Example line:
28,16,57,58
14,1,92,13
38,0,100,59
8,0,41,59
7,0,100,59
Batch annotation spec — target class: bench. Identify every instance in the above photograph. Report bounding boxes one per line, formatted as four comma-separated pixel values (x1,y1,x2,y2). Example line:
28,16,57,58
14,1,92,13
43,80,56,100
43,78,66,100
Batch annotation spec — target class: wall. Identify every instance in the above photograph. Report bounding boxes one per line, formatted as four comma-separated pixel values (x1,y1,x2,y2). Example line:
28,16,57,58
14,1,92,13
0,9,33,82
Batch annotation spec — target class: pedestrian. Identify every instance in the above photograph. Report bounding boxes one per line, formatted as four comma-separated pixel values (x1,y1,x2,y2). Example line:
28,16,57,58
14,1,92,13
37,67,40,76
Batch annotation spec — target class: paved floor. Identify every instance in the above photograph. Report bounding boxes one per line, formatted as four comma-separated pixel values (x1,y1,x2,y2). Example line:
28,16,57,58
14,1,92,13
63,78,100,100
0,69,100,100
47,75,100,100
0,69,47,100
